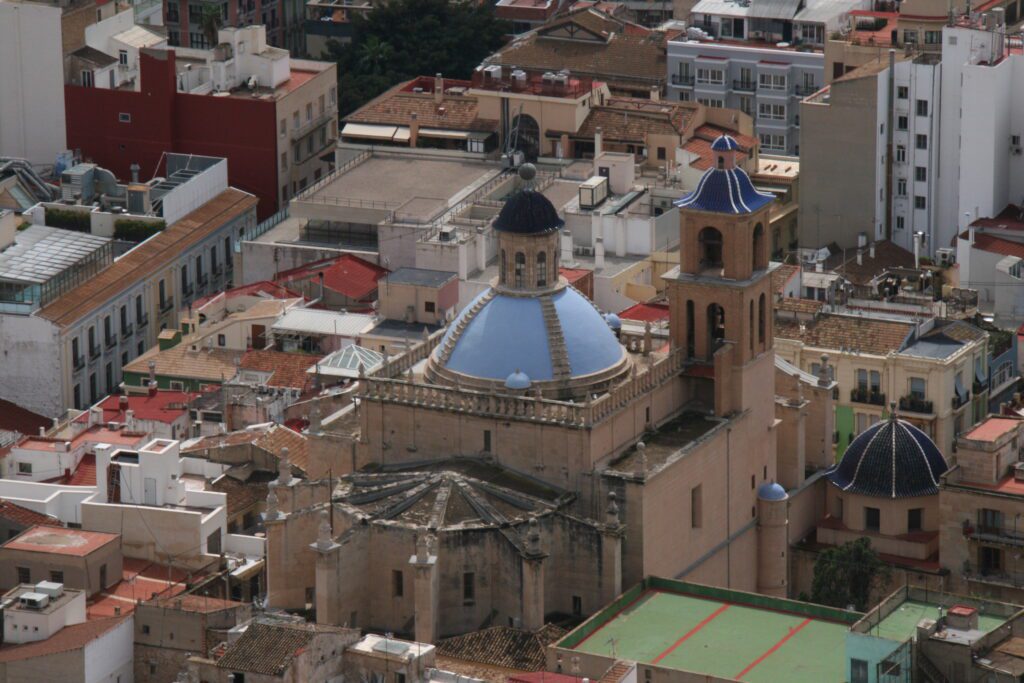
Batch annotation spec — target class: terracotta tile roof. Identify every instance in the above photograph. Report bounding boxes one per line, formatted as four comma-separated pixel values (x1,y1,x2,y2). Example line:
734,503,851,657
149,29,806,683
65,453,97,486
91,391,196,424
694,124,757,151
2,525,119,557
275,254,389,301
968,233,1024,260
618,302,670,322
194,280,302,308
238,350,322,390
345,81,495,131
216,621,317,675
775,313,914,356
436,625,567,671
38,189,257,328
964,417,1020,443
827,240,915,286
146,594,246,613
575,98,696,142
0,500,58,528
258,425,309,473
772,264,799,295
0,399,50,436
209,474,270,517
123,343,241,384
0,616,129,663
777,297,825,315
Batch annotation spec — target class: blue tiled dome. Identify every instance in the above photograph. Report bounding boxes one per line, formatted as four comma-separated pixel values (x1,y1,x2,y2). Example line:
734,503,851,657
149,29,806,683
757,482,788,501
437,287,624,383
711,135,742,152
604,313,622,331
673,165,774,215
494,189,564,235
505,369,532,390
828,417,949,498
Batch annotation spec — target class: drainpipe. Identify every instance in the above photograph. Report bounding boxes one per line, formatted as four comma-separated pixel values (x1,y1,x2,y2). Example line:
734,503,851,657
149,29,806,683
885,49,896,241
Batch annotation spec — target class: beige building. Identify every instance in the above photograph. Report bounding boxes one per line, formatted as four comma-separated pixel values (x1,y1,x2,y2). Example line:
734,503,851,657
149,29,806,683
0,525,123,596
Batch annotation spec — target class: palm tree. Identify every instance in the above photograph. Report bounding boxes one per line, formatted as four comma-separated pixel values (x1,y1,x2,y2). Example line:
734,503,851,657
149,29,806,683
200,4,223,49
357,35,394,75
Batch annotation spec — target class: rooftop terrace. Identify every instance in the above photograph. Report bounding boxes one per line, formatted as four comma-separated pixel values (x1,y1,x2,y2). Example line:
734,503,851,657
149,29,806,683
606,411,722,473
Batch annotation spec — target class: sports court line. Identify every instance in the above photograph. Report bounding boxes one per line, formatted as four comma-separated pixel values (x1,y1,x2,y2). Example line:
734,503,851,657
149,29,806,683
735,617,812,680
573,590,652,649
651,603,731,664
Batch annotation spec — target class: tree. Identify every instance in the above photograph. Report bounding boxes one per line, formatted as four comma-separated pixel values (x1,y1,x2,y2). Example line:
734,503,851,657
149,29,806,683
810,538,891,612
323,0,510,116
200,5,222,49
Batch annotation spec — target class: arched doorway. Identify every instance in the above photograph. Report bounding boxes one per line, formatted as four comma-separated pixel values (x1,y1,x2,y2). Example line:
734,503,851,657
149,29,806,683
510,114,541,162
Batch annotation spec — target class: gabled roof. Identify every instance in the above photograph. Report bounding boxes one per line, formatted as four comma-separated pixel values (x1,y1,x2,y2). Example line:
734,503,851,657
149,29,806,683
124,343,240,384
90,391,197,424
827,240,915,286
618,302,670,322
275,253,388,301
575,98,697,142
437,624,567,671
0,500,58,528
775,313,914,356
238,350,322,389
193,280,302,308
70,45,117,67
0,399,50,436
966,233,1024,260
771,264,800,294
215,621,318,675
345,79,494,132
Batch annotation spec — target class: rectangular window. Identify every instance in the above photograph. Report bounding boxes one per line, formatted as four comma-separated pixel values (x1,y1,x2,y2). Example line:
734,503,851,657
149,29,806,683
305,103,313,122
979,508,1003,533
82,70,95,88
279,119,286,137
916,99,928,116
691,485,702,528
896,145,906,163
696,68,724,85
17,462,31,475
758,133,786,152
897,85,908,99
392,570,404,597
329,86,336,105
915,195,926,210
50,570,64,584
292,111,299,128
16,567,30,584
424,301,436,313
318,94,325,115
572,595,583,615
895,215,905,230
483,429,491,452
738,95,753,115
118,49,128,66
217,334,226,347
865,507,880,532
463,572,476,603
697,97,724,108
925,30,941,44
758,73,786,90
916,134,928,149
904,30,918,44
897,178,907,196
851,659,869,683
758,103,786,120
897,115,908,130
908,508,923,532
915,166,927,182
910,377,926,399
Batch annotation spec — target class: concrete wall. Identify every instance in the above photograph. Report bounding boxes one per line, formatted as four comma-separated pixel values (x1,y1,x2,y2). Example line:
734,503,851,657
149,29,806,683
83,615,134,683
0,314,62,417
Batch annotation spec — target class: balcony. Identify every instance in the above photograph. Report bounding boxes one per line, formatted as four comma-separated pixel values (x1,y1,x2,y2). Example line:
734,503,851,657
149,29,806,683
898,395,933,414
733,80,756,92
290,111,335,143
952,391,971,410
794,84,819,97
73,355,85,371
671,74,694,87
182,284,194,299
965,523,1024,549
121,323,134,339
197,274,209,289
212,264,223,277
850,388,886,406
104,334,117,350
159,297,175,314
88,345,100,361
974,377,989,394
137,313,149,329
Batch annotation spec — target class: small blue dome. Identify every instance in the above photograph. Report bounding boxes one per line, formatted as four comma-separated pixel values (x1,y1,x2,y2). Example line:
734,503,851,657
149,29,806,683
711,135,741,152
505,369,532,390
828,417,949,498
757,482,787,501
674,166,775,215
604,313,622,330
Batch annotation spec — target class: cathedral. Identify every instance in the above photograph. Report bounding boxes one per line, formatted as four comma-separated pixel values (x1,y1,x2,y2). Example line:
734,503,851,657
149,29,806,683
265,137,836,640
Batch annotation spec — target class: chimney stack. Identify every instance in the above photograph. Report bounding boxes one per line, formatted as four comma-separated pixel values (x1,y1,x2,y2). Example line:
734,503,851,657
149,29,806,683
434,73,444,104
649,85,660,102
595,236,605,270
594,126,603,157
409,112,419,148
869,242,876,259
130,163,140,183
560,229,573,265
476,226,487,273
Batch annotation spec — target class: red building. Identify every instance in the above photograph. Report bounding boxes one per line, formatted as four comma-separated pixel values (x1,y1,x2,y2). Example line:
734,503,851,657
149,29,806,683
65,42,337,220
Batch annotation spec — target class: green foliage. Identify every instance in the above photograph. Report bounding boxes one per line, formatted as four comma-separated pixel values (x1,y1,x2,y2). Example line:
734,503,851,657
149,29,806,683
201,5,222,48
810,538,891,612
16,221,31,232
45,207,92,232
114,218,165,242
322,0,510,116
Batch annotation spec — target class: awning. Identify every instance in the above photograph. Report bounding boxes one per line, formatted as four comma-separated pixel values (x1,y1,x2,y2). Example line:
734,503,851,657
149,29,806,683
954,374,968,402
419,128,492,141
341,123,399,141
975,366,987,385
392,126,411,142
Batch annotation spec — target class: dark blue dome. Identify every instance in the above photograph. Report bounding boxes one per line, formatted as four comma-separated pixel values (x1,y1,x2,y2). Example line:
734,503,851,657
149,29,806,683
828,418,948,498
711,135,741,152
673,166,774,215
494,189,564,234
758,482,787,501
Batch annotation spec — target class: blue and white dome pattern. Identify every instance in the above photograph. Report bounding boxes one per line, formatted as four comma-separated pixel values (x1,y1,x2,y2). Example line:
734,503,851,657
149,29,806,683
827,418,949,498
437,287,624,383
674,136,774,215
711,135,742,152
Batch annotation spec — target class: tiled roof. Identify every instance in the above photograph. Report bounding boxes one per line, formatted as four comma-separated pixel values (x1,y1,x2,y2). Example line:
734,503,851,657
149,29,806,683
618,302,670,322
0,399,50,436
827,240,915,286
38,189,257,327
345,82,495,131
239,350,322,390
275,254,388,301
695,125,757,151
771,264,799,294
0,500,58,528
0,616,129,663
2,525,119,557
674,162,774,214
194,280,302,308
91,391,196,424
829,417,948,498
684,126,757,170
437,625,567,671
216,621,317,675
963,417,1020,443
575,98,697,142
777,297,825,315
184,424,310,474
209,474,270,517
775,313,913,356
147,594,247,613
968,233,1024,260
123,343,240,384
65,453,97,486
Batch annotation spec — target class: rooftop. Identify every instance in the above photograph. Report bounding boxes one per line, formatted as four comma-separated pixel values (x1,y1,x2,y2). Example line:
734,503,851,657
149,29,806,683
238,350,323,389
87,391,197,424
775,313,914,356
826,240,915,286
215,621,322,675
0,225,110,286
271,308,375,337
384,267,458,288
87,558,196,617
124,343,240,384
576,98,698,143
963,417,1021,443
617,302,670,323
38,188,257,327
193,280,302,308
2,526,119,557
871,600,1005,642
558,577,859,683
437,625,567,671
0,499,59,528
274,253,389,302
607,411,722,473
0,399,50,436
0,615,129,664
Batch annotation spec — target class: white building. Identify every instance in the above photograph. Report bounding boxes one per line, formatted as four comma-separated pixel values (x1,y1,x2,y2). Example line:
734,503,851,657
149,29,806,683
0,0,68,168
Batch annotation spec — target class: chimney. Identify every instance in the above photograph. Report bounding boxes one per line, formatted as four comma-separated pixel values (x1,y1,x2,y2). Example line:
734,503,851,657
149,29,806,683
434,73,444,104
913,231,923,269
476,226,487,273
38,426,45,436
119,395,129,410
89,406,103,427
130,163,140,183
409,112,419,148
126,409,135,431
148,381,158,398
857,232,868,249
869,242,876,259
595,237,605,270
650,85,660,102
856,249,863,266
148,360,157,384
560,229,573,265
594,126,603,157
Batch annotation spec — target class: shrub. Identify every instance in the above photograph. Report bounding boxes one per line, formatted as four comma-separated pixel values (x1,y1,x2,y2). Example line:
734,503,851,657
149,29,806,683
45,207,91,232
114,219,165,242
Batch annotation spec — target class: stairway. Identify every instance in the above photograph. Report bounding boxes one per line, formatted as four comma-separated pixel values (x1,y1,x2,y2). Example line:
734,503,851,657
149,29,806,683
436,290,495,364
539,296,572,383
598,661,635,683
917,653,949,683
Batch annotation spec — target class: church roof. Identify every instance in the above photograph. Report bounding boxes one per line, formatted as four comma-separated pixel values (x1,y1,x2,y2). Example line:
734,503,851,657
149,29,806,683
674,136,774,214
827,416,948,498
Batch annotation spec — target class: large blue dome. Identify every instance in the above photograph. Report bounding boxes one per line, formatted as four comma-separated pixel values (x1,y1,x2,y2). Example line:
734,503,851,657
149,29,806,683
435,287,624,384
828,417,949,498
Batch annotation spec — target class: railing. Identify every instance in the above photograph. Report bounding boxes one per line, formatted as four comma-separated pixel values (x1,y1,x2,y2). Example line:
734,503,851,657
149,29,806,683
73,355,85,371
968,523,1024,547
159,297,175,314
197,274,209,288
671,74,694,86
850,388,886,406
245,206,290,243
733,80,756,92
121,323,134,339
88,345,100,360
182,284,194,298
138,313,149,329
952,390,971,410
105,334,117,349
898,395,933,414
293,149,371,205
974,377,989,394
794,84,819,97
291,110,335,142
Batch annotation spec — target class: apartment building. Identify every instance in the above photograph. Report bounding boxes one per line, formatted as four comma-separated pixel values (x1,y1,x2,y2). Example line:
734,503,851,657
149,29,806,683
0,155,257,418
64,17,338,219
667,39,824,154
163,0,306,54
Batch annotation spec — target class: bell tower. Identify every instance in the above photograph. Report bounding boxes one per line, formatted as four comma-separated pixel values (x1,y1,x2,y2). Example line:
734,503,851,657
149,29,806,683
666,135,775,416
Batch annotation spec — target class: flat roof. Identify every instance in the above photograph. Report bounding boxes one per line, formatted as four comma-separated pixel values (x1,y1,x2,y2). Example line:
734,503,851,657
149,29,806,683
560,579,858,683
385,267,457,288
3,526,119,557
271,309,375,336
0,226,110,285
872,600,1005,642
964,417,1020,443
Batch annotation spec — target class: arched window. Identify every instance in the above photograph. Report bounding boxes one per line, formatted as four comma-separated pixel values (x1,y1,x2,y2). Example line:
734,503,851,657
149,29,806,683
707,303,725,354
514,252,526,288
749,301,754,352
717,155,725,170
536,251,547,287
685,300,695,358
758,292,766,346
753,223,765,271
500,249,507,284
698,227,723,268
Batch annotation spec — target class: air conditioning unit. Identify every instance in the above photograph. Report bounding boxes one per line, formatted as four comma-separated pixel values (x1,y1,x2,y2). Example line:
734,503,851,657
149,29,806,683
439,226,455,242
34,581,64,599
937,247,955,266
1015,462,1024,482
18,593,50,610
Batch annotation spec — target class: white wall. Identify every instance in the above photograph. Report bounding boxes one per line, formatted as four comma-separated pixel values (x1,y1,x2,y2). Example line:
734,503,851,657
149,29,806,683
0,480,95,523
0,0,67,167
0,313,62,417
83,613,134,683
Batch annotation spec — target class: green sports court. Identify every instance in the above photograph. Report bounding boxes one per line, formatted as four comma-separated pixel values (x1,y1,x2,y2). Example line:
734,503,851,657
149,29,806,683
558,578,861,683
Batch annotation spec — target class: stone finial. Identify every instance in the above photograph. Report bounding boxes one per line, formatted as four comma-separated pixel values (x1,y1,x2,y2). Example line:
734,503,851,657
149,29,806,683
636,441,647,476
526,517,541,554
817,353,831,387
605,491,620,526
357,361,366,379
643,321,652,356
308,402,322,433
415,533,429,563
266,486,279,517
316,509,333,550
278,447,292,485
